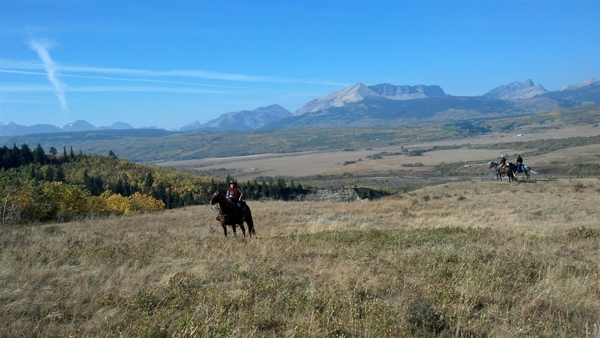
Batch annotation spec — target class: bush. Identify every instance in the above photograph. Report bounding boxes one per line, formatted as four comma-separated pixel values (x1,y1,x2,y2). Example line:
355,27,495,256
568,163,600,175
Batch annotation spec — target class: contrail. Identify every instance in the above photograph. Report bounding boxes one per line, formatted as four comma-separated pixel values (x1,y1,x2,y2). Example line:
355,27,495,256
26,40,68,111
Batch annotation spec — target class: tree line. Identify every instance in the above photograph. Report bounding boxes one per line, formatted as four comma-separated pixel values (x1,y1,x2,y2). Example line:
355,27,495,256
0,143,310,225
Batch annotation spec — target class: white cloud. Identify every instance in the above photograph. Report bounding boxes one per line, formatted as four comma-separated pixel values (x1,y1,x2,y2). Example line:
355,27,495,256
26,40,68,111
0,83,234,95
1,58,348,87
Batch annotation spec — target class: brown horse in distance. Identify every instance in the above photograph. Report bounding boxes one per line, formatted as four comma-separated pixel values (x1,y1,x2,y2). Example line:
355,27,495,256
210,189,256,237
489,161,516,182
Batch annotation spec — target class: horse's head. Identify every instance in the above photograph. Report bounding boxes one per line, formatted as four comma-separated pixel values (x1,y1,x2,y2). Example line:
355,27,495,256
488,161,498,169
210,189,222,205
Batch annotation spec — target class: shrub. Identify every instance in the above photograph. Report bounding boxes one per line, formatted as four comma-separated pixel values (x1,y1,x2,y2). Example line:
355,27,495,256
568,163,600,175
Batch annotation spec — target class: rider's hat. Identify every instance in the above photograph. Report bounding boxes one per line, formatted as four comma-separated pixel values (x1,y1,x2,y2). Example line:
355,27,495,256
500,155,504,158
229,180,237,185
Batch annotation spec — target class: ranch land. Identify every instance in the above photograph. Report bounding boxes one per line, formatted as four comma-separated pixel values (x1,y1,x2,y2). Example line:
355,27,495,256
157,122,600,190
2,179,599,337
2,114,600,337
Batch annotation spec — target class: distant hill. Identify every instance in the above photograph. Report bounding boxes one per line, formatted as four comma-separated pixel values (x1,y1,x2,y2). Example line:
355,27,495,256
1,119,138,136
264,95,518,129
0,122,62,135
97,122,135,130
181,104,291,131
2,105,599,163
62,120,97,132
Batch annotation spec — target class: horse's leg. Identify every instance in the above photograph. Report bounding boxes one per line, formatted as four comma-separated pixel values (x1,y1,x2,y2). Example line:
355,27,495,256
222,223,227,237
239,223,246,237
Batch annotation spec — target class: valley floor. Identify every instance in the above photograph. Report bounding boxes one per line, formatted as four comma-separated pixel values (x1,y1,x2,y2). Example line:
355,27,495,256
156,122,600,187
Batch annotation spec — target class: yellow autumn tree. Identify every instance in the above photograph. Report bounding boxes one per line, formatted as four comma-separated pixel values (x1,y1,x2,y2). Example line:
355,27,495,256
128,192,165,213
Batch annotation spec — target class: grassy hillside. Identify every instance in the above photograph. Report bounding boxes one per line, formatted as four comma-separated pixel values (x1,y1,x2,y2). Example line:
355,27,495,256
478,104,600,132
0,126,469,162
2,179,599,337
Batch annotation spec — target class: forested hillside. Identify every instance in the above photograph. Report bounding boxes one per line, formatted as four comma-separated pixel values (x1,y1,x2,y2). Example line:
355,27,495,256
0,144,307,225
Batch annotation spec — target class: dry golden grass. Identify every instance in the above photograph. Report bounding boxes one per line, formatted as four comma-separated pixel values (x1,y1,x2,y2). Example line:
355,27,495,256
2,179,599,337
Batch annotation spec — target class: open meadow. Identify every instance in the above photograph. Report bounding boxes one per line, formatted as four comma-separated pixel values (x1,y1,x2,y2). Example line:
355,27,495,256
2,178,599,337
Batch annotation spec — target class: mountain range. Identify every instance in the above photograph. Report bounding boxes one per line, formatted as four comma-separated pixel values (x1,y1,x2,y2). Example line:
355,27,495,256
262,77,599,129
180,104,291,131
0,120,140,136
2,78,598,136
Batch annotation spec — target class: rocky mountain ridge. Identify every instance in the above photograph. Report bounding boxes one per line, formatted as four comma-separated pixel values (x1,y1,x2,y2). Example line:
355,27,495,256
2,78,598,136
265,77,599,129
294,83,446,115
482,79,548,100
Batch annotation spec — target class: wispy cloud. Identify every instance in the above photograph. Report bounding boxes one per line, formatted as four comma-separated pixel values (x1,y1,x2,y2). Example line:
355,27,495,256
26,40,68,110
1,59,348,87
0,69,255,89
0,83,232,95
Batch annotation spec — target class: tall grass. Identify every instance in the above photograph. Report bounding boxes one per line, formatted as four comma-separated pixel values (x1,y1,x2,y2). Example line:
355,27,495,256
2,179,599,337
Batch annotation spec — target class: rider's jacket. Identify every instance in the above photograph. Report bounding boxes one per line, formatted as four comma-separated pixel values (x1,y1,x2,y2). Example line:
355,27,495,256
226,187,243,202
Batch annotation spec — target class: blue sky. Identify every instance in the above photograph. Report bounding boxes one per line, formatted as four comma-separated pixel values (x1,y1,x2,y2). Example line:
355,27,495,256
1,0,599,130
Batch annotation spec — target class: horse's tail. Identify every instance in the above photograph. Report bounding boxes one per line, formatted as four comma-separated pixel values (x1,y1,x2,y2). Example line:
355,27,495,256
245,208,256,235
530,170,537,174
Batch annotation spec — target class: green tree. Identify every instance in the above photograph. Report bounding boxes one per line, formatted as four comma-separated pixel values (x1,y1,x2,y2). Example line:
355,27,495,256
20,143,33,165
33,144,46,165
144,172,154,190
43,166,55,181
54,165,65,182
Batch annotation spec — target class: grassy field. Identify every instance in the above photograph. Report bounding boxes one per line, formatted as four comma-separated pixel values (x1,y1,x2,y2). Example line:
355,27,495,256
2,178,599,337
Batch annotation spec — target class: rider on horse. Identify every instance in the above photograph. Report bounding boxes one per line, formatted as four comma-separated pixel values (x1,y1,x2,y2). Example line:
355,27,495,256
226,180,244,211
499,155,507,169
516,154,523,173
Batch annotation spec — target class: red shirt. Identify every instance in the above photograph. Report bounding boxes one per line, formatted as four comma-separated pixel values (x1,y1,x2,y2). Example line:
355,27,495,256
226,187,243,201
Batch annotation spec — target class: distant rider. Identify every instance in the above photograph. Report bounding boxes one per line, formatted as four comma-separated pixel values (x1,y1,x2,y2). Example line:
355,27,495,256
516,154,523,173
226,180,244,210
499,155,507,169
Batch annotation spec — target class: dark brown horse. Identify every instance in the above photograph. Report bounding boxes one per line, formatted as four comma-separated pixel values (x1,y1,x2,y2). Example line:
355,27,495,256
489,161,516,182
210,189,255,237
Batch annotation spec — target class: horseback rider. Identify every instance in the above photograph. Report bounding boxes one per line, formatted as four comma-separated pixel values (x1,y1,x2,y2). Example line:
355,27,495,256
516,154,523,173
499,155,507,169
226,180,244,211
